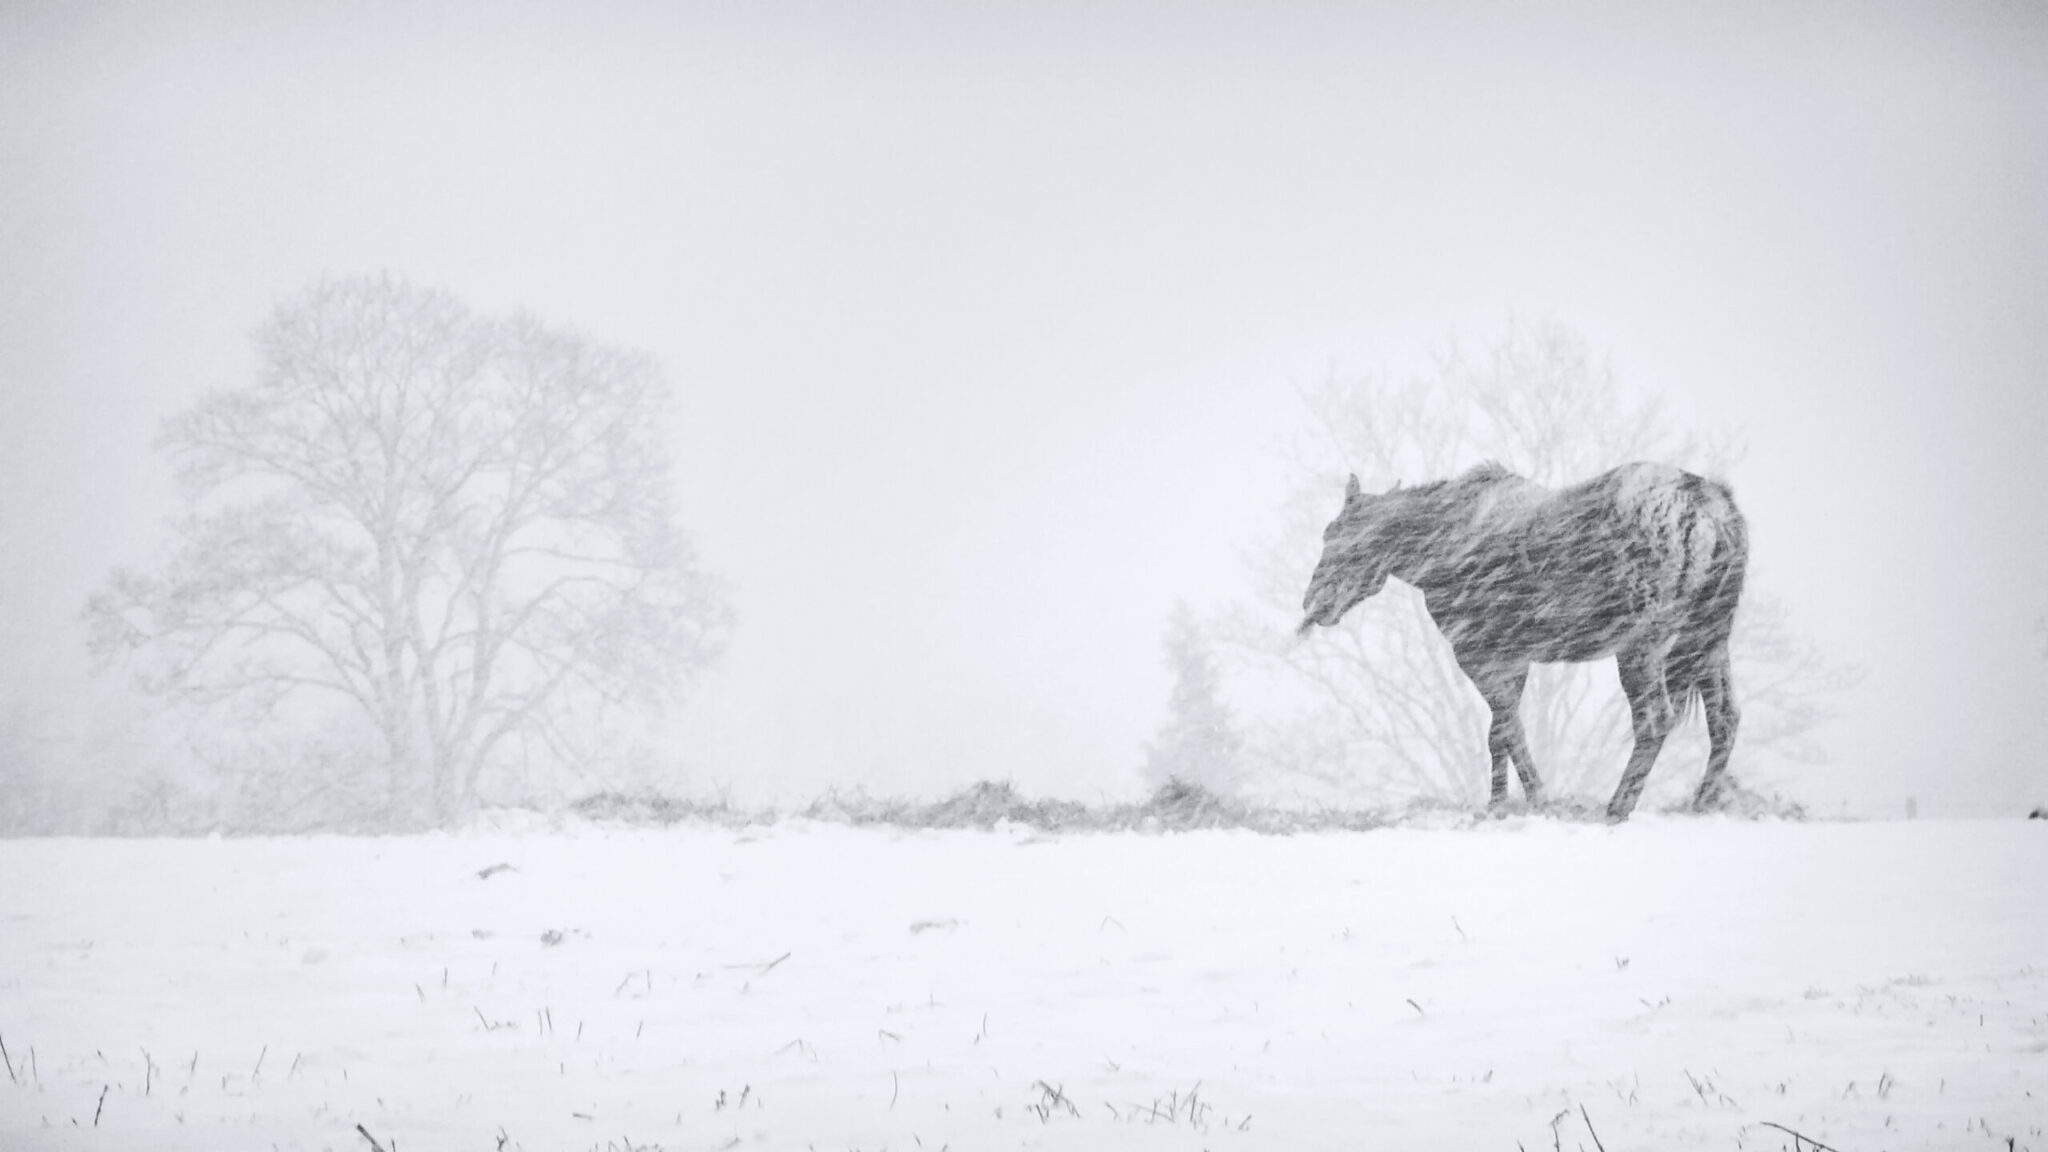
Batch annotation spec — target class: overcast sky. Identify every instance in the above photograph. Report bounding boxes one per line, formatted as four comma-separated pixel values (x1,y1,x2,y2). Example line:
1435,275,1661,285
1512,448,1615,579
4,0,2044,815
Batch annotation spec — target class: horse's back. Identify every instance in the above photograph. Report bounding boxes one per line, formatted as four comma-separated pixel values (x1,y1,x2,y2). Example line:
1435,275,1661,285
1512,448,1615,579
1426,462,1744,664
1561,461,1738,543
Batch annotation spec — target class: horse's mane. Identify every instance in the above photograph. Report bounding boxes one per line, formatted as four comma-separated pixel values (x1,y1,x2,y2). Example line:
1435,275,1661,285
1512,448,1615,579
1403,460,1517,500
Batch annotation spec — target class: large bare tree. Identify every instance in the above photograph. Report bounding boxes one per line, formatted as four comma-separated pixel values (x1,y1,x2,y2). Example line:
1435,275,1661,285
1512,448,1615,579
88,275,729,826
1218,322,1855,809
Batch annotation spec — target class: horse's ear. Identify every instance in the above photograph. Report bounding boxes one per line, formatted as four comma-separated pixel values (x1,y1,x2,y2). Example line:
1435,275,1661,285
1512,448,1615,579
1345,473,1362,502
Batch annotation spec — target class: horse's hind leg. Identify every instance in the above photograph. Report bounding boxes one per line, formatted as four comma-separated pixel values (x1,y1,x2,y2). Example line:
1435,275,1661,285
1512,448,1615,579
1608,649,1678,823
1692,645,1739,810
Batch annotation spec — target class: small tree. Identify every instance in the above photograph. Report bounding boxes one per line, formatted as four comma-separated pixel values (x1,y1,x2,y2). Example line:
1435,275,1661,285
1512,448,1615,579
1143,601,1244,796
0,690,54,834
88,275,730,826
1219,321,1856,807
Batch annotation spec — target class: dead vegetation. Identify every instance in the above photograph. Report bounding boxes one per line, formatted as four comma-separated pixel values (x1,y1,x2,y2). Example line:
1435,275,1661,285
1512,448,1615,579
570,776,1808,835
573,779,1390,835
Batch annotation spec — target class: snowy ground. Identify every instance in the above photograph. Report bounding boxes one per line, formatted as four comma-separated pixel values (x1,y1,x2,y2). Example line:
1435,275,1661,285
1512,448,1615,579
2,817,2043,1151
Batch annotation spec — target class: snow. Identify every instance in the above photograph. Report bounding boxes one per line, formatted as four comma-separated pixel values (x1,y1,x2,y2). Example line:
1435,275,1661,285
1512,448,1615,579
2,818,2043,1150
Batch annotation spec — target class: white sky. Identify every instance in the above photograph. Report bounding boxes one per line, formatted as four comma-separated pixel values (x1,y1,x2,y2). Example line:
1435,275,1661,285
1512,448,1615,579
3,0,2044,814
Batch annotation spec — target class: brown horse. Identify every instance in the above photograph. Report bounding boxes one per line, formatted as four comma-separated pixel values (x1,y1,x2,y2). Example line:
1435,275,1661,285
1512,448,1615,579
1299,462,1747,821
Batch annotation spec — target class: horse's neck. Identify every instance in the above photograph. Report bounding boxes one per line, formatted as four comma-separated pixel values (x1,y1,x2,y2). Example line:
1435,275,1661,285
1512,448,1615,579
1378,491,1470,586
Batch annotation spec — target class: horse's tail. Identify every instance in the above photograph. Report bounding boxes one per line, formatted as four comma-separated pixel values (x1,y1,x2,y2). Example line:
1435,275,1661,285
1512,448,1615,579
1665,476,1748,721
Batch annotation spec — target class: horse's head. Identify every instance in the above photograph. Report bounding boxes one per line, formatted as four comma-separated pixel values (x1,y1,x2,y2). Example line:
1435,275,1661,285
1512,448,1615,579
1299,473,1394,635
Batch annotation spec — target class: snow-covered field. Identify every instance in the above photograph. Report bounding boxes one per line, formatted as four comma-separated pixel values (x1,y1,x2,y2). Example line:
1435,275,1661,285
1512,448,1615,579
2,817,2043,1151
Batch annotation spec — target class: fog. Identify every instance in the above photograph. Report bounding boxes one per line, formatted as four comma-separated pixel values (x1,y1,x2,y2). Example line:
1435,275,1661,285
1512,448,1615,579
4,0,2045,824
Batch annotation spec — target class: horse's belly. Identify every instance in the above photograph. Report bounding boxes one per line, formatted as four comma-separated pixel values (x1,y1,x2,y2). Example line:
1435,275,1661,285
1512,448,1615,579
1533,631,1624,663
1438,601,1639,664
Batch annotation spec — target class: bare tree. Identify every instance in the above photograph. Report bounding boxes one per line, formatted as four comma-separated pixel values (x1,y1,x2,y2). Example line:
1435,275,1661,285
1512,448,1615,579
1217,321,1855,808
87,275,730,826
1143,601,1244,796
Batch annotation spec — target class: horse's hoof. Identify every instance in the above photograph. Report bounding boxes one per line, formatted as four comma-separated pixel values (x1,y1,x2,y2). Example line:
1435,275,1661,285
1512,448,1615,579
1604,807,1631,825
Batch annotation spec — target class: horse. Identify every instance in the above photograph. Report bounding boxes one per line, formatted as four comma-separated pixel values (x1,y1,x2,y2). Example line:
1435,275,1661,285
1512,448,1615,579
1298,461,1748,822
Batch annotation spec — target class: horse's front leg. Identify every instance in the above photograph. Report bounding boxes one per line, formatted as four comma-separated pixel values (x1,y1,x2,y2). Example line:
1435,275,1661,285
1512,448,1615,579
1485,711,1513,809
1468,660,1537,811
1502,705,1544,807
